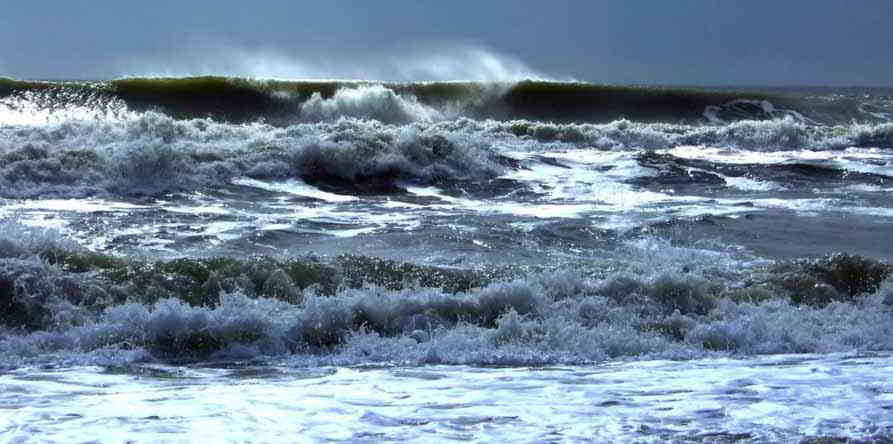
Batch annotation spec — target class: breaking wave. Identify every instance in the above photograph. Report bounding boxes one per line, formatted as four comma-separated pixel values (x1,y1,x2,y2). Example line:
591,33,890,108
299,85,445,123
1,93,891,199
5,77,893,127
1,77,806,124
1,221,891,368
0,112,509,198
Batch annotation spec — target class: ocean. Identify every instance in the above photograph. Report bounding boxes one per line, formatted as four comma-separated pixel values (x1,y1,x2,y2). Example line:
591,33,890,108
1,77,892,442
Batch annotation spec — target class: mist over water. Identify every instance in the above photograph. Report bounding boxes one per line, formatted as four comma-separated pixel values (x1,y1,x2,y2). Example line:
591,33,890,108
115,45,552,82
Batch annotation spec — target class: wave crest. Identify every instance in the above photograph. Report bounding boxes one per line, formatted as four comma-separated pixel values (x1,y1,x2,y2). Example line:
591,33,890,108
299,85,444,123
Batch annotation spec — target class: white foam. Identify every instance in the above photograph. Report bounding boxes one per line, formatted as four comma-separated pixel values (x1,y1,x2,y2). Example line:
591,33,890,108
710,197,893,219
200,221,248,241
702,100,814,125
300,85,444,123
663,146,824,164
2,354,890,442
163,204,231,216
502,150,692,209
842,184,893,193
408,185,615,218
723,176,784,192
1,199,147,213
405,185,460,202
484,202,595,218
664,145,893,171
232,177,357,202
0,89,135,127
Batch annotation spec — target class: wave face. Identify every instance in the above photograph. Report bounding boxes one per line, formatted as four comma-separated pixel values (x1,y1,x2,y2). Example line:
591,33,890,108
10,76,889,125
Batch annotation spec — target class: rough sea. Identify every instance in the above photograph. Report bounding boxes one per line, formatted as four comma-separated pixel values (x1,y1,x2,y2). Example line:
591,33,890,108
1,77,892,442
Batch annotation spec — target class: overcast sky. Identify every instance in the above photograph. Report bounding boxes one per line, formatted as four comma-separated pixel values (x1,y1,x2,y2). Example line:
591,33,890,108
2,1,892,86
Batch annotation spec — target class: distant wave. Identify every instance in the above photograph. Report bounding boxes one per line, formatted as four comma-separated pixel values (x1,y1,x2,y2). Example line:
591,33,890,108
2,76,802,125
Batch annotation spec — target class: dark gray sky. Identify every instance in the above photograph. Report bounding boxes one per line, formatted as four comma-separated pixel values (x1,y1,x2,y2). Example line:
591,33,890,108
2,1,892,86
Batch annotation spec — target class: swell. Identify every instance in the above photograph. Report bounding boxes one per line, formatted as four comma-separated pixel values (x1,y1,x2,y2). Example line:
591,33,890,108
2,77,790,124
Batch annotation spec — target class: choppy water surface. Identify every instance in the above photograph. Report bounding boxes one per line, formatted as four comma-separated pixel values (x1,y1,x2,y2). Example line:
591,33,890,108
1,78,892,442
